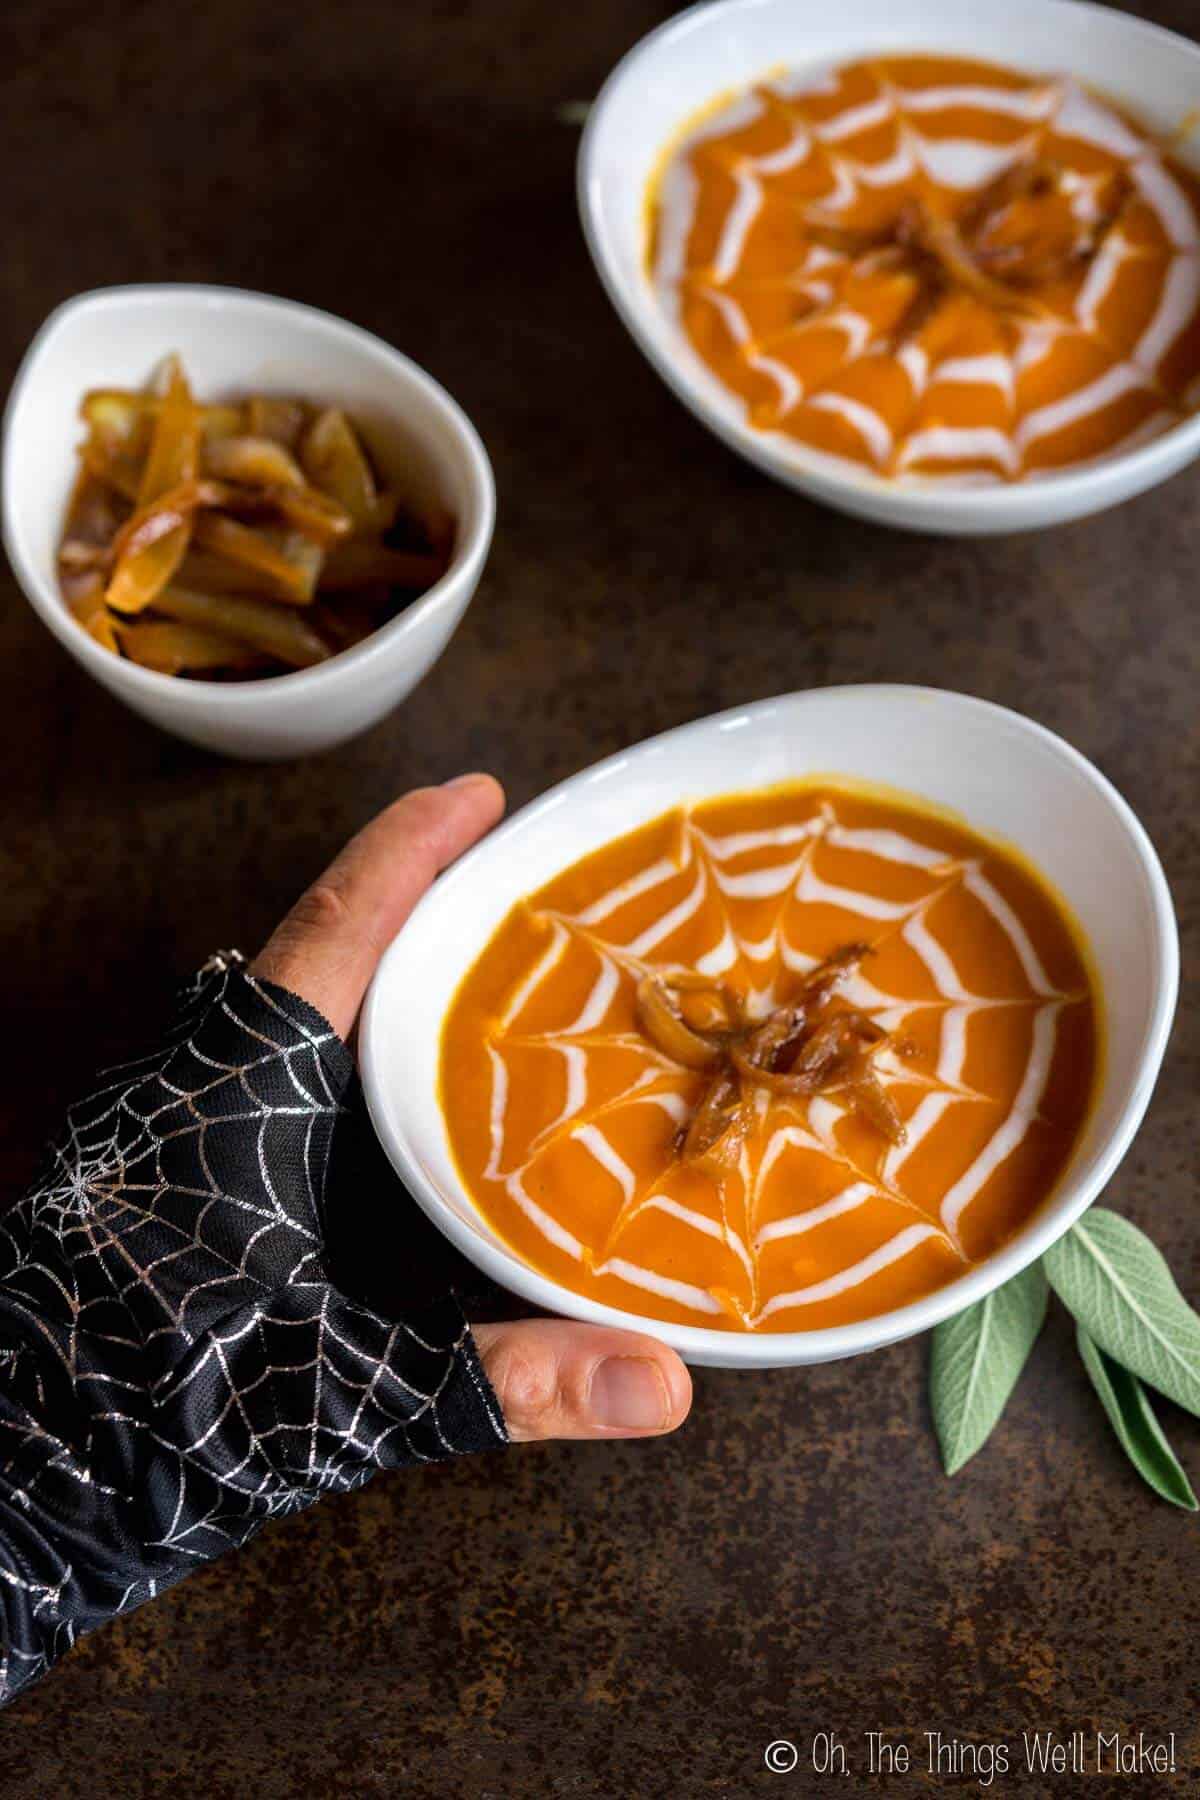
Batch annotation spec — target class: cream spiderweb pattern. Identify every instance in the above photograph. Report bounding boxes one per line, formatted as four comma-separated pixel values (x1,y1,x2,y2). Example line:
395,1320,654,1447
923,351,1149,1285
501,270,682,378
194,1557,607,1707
0,957,504,1705
480,802,1082,1328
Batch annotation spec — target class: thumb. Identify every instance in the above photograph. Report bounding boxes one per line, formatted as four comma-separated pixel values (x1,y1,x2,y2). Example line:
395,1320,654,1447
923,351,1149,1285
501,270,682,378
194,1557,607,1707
251,774,505,1038
472,1319,693,1441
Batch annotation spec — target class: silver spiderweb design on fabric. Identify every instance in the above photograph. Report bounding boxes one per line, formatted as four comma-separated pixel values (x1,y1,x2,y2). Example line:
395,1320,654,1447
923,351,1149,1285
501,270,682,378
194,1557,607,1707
0,957,503,1703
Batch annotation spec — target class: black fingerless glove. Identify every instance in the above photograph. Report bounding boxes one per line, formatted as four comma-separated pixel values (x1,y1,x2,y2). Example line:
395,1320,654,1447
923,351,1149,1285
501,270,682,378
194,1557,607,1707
0,955,505,1705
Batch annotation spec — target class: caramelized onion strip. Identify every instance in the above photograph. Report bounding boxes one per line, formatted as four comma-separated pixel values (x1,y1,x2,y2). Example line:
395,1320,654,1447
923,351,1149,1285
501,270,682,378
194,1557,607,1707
635,974,728,1070
114,617,261,675
154,586,331,669
192,513,324,605
201,435,308,490
844,1070,907,1146
680,1070,751,1173
105,362,200,614
799,941,870,998
730,1038,818,1095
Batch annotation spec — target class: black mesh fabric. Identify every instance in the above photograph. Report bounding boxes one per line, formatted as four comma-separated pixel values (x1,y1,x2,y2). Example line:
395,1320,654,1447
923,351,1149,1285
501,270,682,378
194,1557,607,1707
0,954,506,1705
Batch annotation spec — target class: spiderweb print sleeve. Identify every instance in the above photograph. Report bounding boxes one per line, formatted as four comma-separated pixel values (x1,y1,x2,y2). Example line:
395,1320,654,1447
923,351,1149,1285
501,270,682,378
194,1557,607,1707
0,954,506,1706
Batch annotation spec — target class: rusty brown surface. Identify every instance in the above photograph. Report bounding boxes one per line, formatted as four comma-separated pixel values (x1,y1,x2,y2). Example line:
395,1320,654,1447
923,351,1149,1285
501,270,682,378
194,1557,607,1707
2,2,1199,1793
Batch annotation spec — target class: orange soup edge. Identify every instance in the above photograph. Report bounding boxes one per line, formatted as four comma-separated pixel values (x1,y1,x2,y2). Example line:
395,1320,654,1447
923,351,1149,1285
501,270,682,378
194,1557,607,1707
438,778,1101,1334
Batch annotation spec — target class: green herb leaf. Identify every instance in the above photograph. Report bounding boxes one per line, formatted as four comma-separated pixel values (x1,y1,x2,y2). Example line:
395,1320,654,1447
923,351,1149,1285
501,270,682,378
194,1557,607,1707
930,1262,1048,1474
1076,1326,1198,1510
1045,1209,1200,1417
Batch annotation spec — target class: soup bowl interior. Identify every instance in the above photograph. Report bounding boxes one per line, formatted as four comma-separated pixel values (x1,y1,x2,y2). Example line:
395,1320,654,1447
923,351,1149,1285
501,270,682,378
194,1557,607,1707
2,284,495,757
577,0,1200,536
361,686,1177,1368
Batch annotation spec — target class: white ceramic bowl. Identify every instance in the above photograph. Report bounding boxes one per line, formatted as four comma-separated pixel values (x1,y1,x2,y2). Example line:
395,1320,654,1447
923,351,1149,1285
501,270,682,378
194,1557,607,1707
1,285,495,758
578,0,1200,536
361,685,1178,1369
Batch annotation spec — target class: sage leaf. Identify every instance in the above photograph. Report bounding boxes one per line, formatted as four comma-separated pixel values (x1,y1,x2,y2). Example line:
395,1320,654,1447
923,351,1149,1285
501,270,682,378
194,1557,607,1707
1076,1326,1197,1510
1045,1210,1200,1417
931,1262,1048,1474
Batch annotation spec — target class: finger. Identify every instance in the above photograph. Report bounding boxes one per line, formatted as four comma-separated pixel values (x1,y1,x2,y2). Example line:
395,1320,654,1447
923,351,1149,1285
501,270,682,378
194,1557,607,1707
472,1319,692,1442
251,774,505,1037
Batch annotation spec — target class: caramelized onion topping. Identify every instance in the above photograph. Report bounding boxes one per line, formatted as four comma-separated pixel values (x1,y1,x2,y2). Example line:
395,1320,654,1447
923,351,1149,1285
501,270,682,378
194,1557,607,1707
638,941,907,1167
61,356,453,676
805,161,1133,346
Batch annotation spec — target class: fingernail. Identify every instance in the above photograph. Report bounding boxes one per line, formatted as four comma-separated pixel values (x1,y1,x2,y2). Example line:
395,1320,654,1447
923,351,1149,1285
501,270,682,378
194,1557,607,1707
443,771,490,791
588,1357,670,1431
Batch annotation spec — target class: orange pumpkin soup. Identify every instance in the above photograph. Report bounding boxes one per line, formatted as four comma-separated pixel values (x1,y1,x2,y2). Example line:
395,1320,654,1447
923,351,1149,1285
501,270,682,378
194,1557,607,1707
439,784,1098,1333
650,54,1200,480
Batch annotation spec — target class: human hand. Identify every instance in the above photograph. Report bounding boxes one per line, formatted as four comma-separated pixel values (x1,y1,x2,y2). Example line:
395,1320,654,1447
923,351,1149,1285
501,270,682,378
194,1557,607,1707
251,775,693,1444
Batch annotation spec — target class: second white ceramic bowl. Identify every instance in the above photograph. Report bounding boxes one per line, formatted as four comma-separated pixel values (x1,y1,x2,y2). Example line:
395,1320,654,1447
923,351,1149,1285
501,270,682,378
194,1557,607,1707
2,285,495,758
578,0,1200,535
361,686,1178,1369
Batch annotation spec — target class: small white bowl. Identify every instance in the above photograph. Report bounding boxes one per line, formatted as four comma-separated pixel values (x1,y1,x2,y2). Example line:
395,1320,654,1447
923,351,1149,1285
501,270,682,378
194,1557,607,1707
578,0,1200,536
361,685,1177,1369
2,285,495,758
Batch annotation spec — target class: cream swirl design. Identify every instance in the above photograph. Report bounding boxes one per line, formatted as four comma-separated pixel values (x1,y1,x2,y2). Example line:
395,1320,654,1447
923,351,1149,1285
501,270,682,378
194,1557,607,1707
441,787,1097,1333
651,55,1200,482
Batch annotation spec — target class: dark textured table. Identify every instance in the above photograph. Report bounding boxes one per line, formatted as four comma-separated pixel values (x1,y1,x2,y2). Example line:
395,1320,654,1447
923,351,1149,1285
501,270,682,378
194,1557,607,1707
2,2,1199,1793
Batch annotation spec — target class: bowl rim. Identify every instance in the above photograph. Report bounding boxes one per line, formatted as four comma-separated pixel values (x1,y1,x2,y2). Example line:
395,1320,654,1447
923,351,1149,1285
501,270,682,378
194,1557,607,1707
576,0,1200,524
1,282,496,712
360,683,1180,1367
